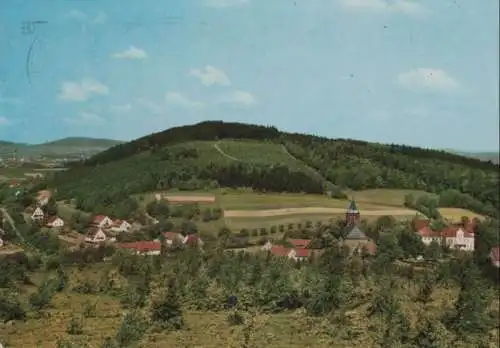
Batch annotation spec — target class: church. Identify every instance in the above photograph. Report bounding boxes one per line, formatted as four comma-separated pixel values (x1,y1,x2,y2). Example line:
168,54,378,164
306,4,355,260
342,199,376,254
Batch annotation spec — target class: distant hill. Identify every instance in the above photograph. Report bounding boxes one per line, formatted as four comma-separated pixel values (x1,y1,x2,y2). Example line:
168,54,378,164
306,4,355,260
0,137,123,159
452,151,499,164
49,121,499,218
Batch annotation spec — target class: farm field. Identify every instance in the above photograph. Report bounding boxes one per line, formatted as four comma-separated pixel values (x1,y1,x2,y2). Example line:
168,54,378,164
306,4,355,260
129,188,491,235
438,208,485,222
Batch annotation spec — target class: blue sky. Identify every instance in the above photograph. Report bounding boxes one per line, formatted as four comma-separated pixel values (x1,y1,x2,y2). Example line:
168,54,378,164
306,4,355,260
0,0,498,151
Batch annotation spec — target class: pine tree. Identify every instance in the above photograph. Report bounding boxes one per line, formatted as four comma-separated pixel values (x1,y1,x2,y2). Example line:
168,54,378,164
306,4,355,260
150,280,184,330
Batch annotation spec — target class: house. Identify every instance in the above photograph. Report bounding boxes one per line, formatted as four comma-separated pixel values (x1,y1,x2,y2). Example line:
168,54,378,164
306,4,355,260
441,226,475,251
288,239,312,249
36,190,52,206
92,215,113,228
85,228,107,244
417,225,441,246
31,207,45,221
0,237,3,247
46,216,64,229
288,248,311,261
342,200,375,254
118,241,161,256
490,247,500,268
261,240,273,251
110,220,132,233
184,234,204,247
269,245,312,261
163,232,185,245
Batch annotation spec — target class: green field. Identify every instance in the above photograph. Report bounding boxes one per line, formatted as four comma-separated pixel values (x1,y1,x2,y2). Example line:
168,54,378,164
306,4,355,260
134,189,427,236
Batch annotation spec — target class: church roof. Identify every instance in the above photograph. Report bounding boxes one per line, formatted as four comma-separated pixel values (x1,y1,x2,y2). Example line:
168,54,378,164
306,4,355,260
344,225,368,240
347,199,359,213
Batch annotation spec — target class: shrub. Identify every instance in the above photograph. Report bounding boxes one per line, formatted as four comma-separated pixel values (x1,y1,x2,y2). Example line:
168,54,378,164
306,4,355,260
66,316,84,335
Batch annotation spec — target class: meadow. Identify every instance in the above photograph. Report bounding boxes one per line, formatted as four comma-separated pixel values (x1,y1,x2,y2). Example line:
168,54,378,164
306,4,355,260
130,188,484,236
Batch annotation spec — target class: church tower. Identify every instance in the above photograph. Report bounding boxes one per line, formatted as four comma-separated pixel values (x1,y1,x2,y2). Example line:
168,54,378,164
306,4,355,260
345,198,360,226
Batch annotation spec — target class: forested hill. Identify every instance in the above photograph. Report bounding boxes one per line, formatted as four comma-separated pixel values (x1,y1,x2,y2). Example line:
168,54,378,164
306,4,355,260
85,121,497,171
51,121,498,218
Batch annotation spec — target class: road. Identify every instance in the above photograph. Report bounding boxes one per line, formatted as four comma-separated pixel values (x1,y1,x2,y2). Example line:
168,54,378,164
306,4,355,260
0,207,25,242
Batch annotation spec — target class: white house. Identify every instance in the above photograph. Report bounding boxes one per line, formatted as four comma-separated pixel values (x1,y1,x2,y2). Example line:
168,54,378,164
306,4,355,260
31,207,45,221
85,228,107,244
0,237,4,247
261,240,273,251
92,215,113,228
110,220,132,233
36,190,52,207
417,226,441,246
46,216,64,229
268,245,311,262
163,232,185,245
442,226,475,251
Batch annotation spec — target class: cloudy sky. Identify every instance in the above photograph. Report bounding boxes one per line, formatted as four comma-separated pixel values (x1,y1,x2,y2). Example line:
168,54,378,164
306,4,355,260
0,0,498,151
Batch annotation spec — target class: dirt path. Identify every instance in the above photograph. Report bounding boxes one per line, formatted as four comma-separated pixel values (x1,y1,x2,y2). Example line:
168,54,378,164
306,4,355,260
213,142,240,161
166,195,216,203
224,207,417,218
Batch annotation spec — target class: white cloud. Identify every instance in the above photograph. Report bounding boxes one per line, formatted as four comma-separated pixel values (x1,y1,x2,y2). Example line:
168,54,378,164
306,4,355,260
337,0,426,15
136,98,165,115
166,92,204,110
66,10,107,24
0,116,10,125
94,11,108,24
205,0,249,8
58,78,109,102
229,90,256,106
110,104,132,113
66,9,87,21
397,68,461,92
64,112,104,125
189,65,231,86
112,46,148,60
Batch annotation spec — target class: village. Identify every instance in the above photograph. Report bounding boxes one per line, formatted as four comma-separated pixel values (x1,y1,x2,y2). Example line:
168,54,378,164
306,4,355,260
1,188,498,269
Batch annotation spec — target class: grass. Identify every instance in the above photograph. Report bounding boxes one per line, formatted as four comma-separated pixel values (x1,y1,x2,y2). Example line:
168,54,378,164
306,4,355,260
217,140,302,167
439,208,485,222
350,189,437,208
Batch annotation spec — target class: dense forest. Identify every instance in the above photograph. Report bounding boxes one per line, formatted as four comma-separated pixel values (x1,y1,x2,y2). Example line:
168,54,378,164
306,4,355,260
52,121,498,217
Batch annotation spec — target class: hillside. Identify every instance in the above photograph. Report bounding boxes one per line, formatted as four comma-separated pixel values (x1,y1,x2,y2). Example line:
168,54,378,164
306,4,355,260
0,137,122,159
49,121,499,217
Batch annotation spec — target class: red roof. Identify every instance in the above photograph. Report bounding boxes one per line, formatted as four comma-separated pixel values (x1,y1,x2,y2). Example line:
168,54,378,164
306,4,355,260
365,242,377,255
418,227,440,238
440,226,474,239
93,215,108,223
293,248,311,258
490,247,500,262
288,239,311,248
112,219,129,227
46,216,62,224
270,246,290,257
118,241,161,253
184,234,202,245
413,219,429,231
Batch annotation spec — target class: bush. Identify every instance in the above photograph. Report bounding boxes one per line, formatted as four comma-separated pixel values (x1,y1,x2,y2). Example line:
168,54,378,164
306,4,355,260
227,310,245,326
115,311,148,346
66,316,84,335
82,300,97,318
